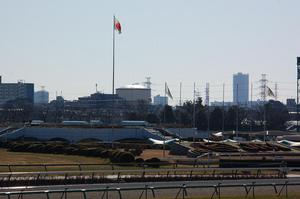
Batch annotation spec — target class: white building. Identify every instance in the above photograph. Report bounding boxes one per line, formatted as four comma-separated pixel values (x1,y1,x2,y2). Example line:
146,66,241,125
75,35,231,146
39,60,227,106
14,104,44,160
116,84,151,103
153,95,168,106
34,90,49,104
233,73,249,105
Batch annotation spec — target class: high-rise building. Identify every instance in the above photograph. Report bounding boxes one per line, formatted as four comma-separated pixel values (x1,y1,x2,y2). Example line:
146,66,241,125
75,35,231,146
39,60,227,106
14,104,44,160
153,95,168,106
233,73,249,105
0,76,34,105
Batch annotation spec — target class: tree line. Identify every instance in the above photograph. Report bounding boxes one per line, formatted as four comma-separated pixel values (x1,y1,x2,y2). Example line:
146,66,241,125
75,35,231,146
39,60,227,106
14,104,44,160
0,97,290,131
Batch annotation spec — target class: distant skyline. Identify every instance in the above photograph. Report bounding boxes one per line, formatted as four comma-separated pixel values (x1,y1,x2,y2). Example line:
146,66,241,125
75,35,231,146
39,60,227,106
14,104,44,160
1,0,299,105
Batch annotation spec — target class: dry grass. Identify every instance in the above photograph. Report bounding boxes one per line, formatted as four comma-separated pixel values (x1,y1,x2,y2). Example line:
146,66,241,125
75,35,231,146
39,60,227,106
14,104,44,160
0,148,108,165
138,149,183,159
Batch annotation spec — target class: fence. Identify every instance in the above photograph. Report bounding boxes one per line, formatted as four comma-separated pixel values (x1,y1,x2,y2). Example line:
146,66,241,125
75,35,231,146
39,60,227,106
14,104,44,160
0,167,287,187
0,181,298,199
0,162,208,173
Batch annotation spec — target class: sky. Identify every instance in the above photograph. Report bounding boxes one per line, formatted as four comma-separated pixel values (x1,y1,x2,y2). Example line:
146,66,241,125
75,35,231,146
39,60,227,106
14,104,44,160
0,0,299,105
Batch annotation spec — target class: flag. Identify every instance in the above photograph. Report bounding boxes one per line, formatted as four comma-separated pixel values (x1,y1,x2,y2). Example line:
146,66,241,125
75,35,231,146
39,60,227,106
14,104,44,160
114,17,122,34
165,83,173,100
267,86,275,97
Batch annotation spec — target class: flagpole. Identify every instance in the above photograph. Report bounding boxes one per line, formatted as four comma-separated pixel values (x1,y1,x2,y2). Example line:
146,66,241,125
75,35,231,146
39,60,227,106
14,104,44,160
111,15,116,145
222,83,225,132
112,15,116,95
297,57,300,132
164,82,166,124
163,82,166,157
250,83,253,132
193,82,196,143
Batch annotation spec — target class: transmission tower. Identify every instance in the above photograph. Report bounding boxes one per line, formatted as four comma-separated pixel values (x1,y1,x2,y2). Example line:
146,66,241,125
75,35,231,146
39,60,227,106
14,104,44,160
259,74,267,102
205,83,210,106
275,82,278,101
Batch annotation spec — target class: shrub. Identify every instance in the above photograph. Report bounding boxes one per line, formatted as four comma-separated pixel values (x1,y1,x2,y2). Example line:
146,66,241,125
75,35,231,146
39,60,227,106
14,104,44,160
47,144,65,154
129,148,143,156
110,150,122,162
145,157,161,168
118,152,135,163
48,137,69,143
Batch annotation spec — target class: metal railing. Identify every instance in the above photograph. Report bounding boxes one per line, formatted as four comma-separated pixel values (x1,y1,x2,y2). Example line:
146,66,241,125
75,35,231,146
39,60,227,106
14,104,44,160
0,181,298,199
0,167,287,187
0,167,287,178
0,161,212,173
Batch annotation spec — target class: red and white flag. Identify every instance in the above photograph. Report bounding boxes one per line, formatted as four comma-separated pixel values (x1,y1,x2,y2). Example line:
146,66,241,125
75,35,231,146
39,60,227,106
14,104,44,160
114,17,122,34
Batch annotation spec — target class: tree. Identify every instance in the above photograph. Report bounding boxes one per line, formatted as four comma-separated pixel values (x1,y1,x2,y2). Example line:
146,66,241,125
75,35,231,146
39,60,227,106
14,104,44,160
225,106,236,130
209,107,223,130
160,105,175,123
136,100,149,120
146,113,159,124
178,100,194,126
196,110,208,130
265,100,289,130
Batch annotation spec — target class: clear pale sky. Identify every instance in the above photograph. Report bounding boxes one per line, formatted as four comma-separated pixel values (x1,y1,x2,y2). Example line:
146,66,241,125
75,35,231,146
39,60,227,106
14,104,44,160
0,0,299,104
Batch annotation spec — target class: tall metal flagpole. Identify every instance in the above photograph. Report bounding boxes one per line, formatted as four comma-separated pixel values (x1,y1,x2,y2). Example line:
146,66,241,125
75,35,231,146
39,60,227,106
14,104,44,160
250,83,253,132
193,82,196,143
297,57,300,132
111,15,116,147
163,82,166,157
222,83,225,132
164,82,166,124
112,15,116,95
236,84,239,135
